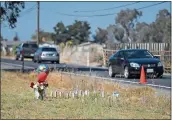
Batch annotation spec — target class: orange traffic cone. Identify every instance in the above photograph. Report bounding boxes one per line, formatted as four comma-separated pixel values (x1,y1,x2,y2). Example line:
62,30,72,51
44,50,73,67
140,66,147,84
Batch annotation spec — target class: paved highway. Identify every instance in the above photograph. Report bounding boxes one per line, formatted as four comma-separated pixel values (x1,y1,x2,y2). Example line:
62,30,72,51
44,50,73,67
1,58,171,88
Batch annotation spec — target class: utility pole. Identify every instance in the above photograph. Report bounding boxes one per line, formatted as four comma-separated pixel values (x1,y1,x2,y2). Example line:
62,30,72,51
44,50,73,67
0,2,1,41
0,2,2,42
37,1,40,45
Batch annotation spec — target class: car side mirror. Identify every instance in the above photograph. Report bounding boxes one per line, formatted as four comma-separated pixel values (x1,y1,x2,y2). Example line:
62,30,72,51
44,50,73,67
154,55,160,59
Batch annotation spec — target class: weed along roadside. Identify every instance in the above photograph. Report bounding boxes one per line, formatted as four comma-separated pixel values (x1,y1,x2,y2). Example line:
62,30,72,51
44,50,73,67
1,71,171,119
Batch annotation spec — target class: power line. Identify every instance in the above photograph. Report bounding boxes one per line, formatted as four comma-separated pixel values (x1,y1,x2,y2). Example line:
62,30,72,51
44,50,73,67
19,4,37,18
74,2,140,13
137,1,166,10
56,12,114,17
57,1,167,18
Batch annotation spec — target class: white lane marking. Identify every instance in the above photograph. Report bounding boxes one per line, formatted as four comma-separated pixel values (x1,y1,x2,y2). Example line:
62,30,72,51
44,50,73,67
1,62,35,69
145,84,171,89
60,72,171,89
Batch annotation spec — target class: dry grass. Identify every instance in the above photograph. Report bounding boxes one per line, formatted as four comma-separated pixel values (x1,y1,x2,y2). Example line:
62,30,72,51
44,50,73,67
1,71,171,119
1,54,15,59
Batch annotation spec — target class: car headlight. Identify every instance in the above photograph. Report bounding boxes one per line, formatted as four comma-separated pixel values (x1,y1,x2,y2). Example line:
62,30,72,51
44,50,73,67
130,62,140,67
158,62,163,67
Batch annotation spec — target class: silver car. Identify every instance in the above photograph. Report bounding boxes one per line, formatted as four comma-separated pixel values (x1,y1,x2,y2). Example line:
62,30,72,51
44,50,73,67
33,47,59,63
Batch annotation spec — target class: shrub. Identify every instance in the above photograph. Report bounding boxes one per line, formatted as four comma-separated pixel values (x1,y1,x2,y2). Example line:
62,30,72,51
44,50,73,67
66,40,73,47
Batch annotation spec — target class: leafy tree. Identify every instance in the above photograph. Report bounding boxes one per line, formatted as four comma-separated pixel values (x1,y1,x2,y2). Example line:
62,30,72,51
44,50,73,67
105,25,119,49
106,25,118,43
67,20,91,44
135,9,171,43
101,24,125,45
31,29,56,42
115,9,142,42
54,20,91,45
54,21,66,34
0,2,25,28
135,22,151,42
103,8,170,45
113,25,125,42
54,22,70,44
93,27,108,44
153,9,171,43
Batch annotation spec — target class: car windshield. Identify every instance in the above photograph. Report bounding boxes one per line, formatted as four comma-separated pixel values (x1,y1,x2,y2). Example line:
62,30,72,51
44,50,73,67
42,48,57,52
29,44,38,48
23,44,29,48
123,50,153,59
23,43,38,48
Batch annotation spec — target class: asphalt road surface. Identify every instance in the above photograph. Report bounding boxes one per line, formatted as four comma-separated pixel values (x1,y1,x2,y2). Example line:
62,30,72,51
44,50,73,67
1,58,171,88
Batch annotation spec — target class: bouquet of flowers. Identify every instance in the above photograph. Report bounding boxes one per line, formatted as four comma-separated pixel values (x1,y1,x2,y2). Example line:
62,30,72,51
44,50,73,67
30,64,50,100
35,64,49,74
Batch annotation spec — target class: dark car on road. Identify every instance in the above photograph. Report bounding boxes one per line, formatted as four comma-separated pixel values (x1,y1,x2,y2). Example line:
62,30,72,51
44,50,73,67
15,42,38,61
108,49,164,78
33,47,60,63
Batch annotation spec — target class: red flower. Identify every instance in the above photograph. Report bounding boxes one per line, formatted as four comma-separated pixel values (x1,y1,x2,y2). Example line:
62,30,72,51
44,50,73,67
30,82,34,88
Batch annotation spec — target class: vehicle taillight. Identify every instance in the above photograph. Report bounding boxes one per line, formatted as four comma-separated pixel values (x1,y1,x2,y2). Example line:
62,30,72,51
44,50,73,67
40,52,42,56
20,50,24,55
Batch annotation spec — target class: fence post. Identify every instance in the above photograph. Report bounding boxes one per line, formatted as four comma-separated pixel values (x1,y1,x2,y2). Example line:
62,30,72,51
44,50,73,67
54,91,57,98
66,93,69,99
101,91,105,98
72,92,75,98
69,91,72,98
59,91,62,98
87,46,89,67
50,91,53,98
102,49,106,67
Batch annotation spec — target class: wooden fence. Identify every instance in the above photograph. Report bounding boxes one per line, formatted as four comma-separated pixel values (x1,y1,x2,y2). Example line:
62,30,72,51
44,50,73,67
106,43,171,51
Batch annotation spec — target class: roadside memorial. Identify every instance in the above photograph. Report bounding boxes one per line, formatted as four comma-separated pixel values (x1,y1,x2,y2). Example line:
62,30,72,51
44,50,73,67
30,64,49,100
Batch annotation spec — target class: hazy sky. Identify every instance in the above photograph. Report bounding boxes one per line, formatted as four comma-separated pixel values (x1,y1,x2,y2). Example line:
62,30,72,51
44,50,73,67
2,1,171,41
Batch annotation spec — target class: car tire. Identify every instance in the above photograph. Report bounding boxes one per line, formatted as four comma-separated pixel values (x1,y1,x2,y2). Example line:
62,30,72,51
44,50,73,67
15,55,18,60
33,57,36,63
37,57,41,63
156,73,163,78
124,66,131,79
56,60,59,64
108,65,115,77
38,60,41,63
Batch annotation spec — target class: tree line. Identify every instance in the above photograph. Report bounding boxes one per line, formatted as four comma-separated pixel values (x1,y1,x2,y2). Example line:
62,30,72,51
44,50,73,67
1,2,171,47
31,8,172,47
93,9,171,49
31,20,91,46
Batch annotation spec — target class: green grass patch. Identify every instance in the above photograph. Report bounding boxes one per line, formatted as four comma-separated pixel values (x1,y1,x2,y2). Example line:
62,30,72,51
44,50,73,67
1,71,171,119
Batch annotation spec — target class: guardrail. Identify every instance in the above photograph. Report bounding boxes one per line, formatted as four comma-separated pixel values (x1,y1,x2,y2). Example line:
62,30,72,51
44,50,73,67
102,49,171,74
2,66,171,89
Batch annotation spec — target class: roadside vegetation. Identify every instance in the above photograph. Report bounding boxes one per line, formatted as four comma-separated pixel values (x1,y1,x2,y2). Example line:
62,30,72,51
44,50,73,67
1,71,170,119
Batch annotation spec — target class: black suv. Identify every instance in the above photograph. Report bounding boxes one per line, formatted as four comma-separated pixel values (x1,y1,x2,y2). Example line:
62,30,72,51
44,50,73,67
108,49,164,78
15,42,38,61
